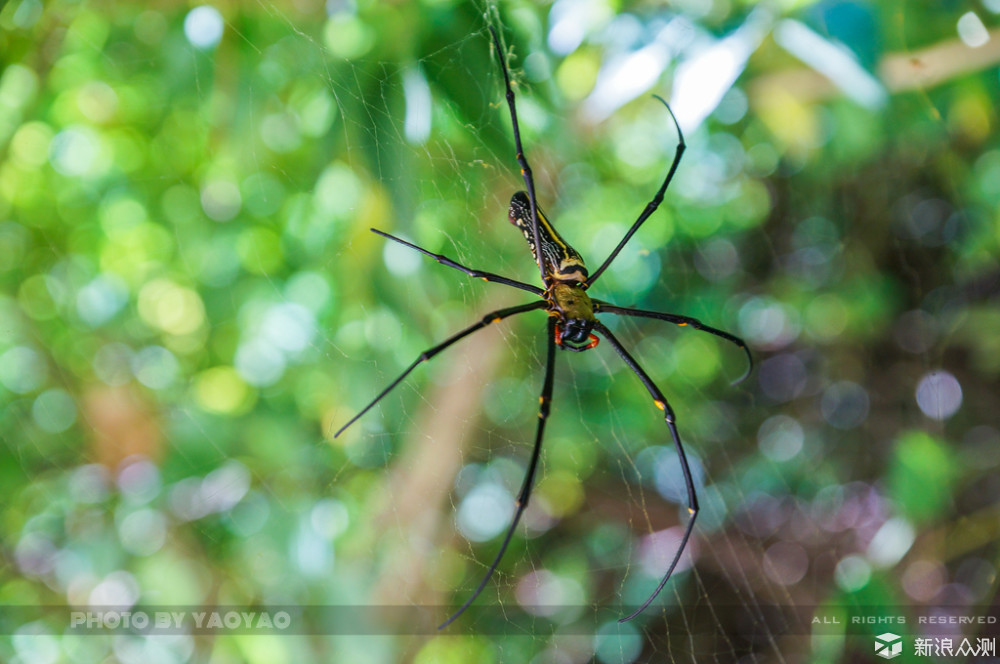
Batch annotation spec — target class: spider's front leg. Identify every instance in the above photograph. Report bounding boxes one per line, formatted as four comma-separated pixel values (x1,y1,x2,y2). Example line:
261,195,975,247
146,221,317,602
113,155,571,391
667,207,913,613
370,228,543,296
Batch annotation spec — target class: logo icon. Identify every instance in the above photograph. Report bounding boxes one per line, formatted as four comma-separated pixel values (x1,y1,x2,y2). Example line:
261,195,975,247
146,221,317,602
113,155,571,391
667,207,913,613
876,633,902,659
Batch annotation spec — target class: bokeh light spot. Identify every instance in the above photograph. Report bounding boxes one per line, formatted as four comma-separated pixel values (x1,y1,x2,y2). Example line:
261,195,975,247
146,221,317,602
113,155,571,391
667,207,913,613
132,345,179,389
556,51,599,100
234,339,286,387
739,296,801,348
902,560,947,601
456,482,513,542
49,126,102,176
10,121,53,167
118,508,167,556
314,162,362,221
673,335,721,386
594,620,643,664
834,554,871,591
323,16,375,59
655,448,705,504
138,279,206,336
32,388,77,433
260,112,301,153
915,370,962,420
261,303,316,354
0,346,47,393
311,498,349,539
118,458,162,504
195,366,253,415
383,234,423,277
758,415,804,461
201,180,242,222
236,226,283,274
866,517,915,568
639,526,695,577
184,6,224,49
763,541,808,586
77,274,129,327
957,12,989,47
516,569,585,618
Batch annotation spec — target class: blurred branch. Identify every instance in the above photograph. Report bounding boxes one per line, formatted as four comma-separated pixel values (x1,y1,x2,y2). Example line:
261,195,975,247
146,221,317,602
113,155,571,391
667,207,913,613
909,502,1000,564
750,28,1000,104
880,30,1000,92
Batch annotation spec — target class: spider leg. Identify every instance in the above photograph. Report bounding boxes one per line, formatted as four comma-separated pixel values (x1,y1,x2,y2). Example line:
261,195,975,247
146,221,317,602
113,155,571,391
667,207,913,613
594,302,752,385
334,301,545,438
371,229,544,296
586,96,685,287
593,322,698,623
438,315,557,629
489,26,548,286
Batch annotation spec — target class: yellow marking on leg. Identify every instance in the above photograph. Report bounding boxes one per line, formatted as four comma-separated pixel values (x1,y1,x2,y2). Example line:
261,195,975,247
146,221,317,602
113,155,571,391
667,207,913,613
654,400,666,411
687,507,695,516
492,317,501,323
677,322,688,326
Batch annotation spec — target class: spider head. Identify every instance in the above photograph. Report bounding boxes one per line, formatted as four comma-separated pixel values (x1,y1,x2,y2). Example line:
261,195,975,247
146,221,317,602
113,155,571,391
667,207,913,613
550,283,599,351
557,318,598,351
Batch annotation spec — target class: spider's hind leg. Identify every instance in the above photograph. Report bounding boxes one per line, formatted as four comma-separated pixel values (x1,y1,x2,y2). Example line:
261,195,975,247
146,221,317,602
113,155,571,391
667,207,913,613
335,300,545,438
438,315,558,629
593,322,699,622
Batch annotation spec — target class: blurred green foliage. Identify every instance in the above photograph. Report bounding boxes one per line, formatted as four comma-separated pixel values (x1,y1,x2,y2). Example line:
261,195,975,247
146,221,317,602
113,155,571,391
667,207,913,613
1,0,999,662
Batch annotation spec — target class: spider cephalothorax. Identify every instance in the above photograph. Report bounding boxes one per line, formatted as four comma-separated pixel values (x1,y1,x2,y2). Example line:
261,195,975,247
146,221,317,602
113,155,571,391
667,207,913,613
549,282,598,350
337,25,752,629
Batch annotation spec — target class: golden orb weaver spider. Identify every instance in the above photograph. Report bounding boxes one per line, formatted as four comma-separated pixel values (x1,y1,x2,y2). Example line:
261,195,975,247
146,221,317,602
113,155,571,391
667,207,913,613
336,26,753,629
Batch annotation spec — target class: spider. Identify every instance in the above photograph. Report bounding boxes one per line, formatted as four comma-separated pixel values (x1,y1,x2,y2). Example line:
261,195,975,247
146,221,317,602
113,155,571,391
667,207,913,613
336,26,752,628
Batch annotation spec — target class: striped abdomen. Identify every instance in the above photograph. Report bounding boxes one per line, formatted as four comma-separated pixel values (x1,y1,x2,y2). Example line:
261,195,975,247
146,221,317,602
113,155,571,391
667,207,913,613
507,191,589,284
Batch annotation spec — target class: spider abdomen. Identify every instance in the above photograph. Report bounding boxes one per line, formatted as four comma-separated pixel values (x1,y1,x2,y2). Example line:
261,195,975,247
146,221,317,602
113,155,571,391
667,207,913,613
508,192,589,284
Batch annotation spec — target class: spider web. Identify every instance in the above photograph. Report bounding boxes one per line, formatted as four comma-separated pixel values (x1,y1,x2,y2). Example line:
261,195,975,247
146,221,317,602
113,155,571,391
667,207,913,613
3,1,1000,663
322,3,827,661
321,8,787,662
